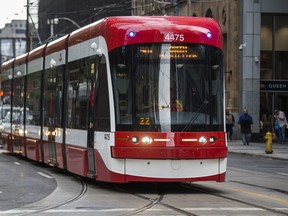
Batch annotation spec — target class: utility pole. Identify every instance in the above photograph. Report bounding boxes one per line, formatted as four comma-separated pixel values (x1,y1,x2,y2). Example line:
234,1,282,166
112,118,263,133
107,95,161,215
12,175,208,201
26,0,30,52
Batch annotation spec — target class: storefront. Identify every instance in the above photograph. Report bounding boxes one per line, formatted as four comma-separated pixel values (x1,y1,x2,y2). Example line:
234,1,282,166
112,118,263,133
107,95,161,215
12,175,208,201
260,14,288,124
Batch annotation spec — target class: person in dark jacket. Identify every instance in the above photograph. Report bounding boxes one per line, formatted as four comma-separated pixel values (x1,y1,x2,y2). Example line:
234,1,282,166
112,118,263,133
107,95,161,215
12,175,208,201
238,107,253,145
226,109,235,141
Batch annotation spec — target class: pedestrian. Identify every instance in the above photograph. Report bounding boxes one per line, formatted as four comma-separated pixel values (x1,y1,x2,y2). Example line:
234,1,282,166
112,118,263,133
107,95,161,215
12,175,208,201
274,109,288,144
226,109,235,141
261,108,272,137
238,107,253,145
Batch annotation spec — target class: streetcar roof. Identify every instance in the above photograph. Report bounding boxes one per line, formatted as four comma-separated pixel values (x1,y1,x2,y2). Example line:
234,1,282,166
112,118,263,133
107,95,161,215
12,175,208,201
27,44,46,62
98,16,223,51
14,53,28,67
1,16,223,73
67,16,223,51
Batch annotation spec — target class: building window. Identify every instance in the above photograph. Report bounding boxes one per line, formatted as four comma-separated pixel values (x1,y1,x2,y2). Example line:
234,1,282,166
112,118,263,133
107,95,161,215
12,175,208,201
16,29,26,34
260,14,288,118
261,15,288,80
205,8,213,18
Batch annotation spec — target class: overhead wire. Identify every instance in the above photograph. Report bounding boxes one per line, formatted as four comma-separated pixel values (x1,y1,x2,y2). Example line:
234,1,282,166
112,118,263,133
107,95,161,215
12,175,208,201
53,0,133,36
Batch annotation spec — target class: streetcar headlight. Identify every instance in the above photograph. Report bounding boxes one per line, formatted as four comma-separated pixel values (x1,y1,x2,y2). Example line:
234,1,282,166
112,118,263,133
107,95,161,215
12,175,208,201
209,136,216,144
199,136,207,144
131,136,139,144
142,136,153,144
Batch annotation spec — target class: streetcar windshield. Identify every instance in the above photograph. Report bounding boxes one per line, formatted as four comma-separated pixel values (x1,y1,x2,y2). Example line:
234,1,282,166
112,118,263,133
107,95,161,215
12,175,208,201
110,44,224,132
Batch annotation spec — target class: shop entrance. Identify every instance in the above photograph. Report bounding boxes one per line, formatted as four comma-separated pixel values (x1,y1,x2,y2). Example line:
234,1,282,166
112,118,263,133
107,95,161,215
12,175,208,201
260,92,288,137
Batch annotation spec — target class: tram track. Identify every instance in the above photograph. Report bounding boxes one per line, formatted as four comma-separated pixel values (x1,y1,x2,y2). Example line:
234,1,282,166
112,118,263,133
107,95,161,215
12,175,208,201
5,175,287,216
114,181,288,216
14,172,87,216
115,183,199,216
230,180,288,196
181,182,288,216
4,156,287,216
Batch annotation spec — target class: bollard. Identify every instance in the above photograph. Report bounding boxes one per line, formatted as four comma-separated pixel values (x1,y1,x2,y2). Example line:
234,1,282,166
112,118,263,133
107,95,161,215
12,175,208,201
265,132,273,154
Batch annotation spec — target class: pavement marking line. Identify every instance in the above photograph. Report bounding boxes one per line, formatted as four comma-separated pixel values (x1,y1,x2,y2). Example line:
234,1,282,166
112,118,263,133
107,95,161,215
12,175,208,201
3,207,288,214
14,162,21,165
277,172,288,176
37,172,53,179
0,207,270,214
202,182,288,204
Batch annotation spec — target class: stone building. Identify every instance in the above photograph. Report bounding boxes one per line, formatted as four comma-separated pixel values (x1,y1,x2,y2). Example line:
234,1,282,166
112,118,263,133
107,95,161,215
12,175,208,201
132,0,288,139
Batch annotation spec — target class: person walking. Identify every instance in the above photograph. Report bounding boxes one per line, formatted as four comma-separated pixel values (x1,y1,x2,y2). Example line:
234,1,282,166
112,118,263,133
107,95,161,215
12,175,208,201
226,109,235,141
261,108,273,137
274,109,288,144
238,107,253,145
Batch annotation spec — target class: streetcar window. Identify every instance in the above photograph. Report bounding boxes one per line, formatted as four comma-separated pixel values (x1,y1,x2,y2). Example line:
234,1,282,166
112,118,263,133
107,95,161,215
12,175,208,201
67,59,89,130
67,55,110,131
110,44,224,132
0,105,11,121
1,80,12,121
94,55,110,131
43,66,64,128
26,72,41,126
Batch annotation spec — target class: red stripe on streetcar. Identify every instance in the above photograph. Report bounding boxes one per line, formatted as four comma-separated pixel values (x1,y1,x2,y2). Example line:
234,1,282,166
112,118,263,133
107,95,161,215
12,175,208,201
111,146,228,159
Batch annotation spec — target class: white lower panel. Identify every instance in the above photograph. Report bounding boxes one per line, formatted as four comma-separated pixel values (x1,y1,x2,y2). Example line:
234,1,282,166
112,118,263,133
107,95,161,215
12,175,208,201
125,158,227,178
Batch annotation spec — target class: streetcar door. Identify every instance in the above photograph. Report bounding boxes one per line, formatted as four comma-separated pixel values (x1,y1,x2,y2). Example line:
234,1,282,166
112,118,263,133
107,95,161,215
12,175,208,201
44,66,64,167
48,126,57,165
87,59,97,177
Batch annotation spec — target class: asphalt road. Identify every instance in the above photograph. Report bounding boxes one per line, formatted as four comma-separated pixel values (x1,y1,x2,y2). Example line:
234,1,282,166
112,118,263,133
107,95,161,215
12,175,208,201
1,152,288,216
0,152,56,211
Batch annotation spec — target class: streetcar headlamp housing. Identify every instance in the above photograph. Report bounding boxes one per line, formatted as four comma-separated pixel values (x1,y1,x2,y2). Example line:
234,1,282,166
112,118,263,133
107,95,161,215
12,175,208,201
142,136,153,144
131,136,139,144
199,136,207,144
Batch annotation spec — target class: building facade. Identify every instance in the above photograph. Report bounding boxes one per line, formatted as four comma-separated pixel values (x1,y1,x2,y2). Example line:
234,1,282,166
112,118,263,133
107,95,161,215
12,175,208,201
259,1,288,134
0,20,27,64
132,0,288,139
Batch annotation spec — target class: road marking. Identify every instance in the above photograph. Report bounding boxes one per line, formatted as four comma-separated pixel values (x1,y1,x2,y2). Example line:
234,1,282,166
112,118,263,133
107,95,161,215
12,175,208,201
2,207,288,214
14,162,21,165
277,172,288,176
202,182,288,204
37,172,53,179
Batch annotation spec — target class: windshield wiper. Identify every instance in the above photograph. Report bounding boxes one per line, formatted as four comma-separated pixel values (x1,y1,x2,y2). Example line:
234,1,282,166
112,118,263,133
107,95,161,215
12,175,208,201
181,100,209,132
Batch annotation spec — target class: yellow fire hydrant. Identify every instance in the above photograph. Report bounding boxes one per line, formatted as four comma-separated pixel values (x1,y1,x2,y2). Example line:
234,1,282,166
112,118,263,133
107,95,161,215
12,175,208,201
265,132,273,154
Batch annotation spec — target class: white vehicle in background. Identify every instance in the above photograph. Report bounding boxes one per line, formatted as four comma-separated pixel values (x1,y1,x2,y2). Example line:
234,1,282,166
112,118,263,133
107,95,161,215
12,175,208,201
0,105,11,132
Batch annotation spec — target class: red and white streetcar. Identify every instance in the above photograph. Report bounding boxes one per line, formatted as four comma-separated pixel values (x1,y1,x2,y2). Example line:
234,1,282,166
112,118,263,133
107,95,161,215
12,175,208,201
0,16,227,183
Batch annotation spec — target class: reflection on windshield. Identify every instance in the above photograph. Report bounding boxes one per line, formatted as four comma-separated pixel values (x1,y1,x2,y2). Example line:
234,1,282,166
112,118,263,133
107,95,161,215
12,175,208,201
1,107,39,125
110,44,223,132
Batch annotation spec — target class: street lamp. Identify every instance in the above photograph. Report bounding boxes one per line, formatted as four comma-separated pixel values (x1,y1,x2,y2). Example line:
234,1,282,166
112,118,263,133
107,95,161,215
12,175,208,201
54,17,81,29
48,17,80,37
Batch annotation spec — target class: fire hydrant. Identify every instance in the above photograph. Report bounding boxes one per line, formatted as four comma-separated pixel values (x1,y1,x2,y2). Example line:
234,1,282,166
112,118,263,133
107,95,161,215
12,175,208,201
265,132,273,154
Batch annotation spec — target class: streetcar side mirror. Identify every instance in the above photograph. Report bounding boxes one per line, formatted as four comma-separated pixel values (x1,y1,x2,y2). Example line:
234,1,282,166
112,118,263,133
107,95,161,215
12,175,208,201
91,42,103,56
96,48,103,56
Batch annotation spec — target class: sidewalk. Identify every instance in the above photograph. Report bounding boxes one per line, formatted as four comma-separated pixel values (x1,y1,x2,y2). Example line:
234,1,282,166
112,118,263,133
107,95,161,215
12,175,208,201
228,139,288,160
